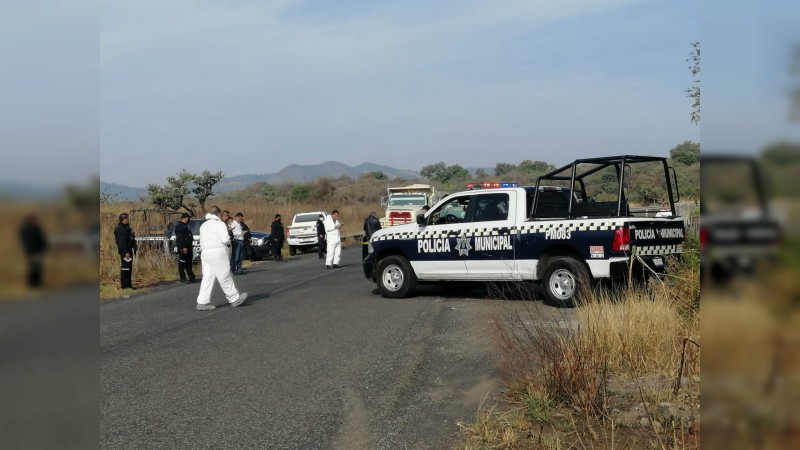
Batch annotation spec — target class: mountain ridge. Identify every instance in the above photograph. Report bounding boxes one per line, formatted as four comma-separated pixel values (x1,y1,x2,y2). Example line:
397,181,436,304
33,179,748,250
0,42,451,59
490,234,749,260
101,161,420,201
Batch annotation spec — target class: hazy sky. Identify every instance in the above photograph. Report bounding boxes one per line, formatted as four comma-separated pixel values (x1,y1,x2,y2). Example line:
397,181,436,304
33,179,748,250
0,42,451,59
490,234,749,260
97,0,711,187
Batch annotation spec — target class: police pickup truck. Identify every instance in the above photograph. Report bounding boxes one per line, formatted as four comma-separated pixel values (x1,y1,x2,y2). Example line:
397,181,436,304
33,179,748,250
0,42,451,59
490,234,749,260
363,155,687,305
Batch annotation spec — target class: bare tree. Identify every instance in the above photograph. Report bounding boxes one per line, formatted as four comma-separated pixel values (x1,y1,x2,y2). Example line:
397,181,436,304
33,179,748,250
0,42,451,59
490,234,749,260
686,42,700,125
192,170,224,213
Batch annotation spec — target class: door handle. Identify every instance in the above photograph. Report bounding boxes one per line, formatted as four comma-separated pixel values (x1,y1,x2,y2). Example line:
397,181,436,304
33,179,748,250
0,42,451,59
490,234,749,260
447,231,460,237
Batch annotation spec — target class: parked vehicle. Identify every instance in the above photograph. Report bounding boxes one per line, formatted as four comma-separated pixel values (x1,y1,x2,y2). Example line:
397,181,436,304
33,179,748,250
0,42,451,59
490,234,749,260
248,230,274,260
364,155,687,305
700,154,782,282
287,212,327,256
380,184,443,227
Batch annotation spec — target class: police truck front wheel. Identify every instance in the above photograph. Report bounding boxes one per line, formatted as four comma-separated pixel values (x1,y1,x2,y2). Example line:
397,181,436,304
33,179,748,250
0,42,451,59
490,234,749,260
542,256,590,307
377,256,417,299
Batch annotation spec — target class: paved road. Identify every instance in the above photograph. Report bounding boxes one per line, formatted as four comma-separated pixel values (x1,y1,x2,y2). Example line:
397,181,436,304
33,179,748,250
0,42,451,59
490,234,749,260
101,247,554,449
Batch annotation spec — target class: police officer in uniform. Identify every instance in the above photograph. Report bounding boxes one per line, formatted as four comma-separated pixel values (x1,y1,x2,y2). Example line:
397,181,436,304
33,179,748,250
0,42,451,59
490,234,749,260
316,214,327,259
174,212,196,283
271,214,285,261
114,212,137,289
362,210,381,260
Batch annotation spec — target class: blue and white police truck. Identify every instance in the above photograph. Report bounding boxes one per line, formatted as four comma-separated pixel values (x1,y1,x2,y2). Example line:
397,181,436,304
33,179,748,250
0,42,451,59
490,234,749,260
363,155,687,305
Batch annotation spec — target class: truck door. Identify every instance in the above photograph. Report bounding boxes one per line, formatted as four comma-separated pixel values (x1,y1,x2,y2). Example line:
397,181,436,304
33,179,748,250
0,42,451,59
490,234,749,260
463,192,518,279
413,195,472,279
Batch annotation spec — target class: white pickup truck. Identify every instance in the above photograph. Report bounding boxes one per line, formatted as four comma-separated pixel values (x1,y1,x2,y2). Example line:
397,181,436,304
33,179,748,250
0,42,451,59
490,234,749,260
287,211,327,256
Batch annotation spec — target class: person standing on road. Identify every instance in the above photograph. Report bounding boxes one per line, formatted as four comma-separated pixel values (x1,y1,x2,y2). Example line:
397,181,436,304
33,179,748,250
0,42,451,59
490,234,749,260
174,212,196,284
19,213,47,288
362,210,381,260
231,212,246,274
324,210,343,269
196,206,248,311
114,212,137,290
316,214,327,260
271,214,285,261
239,215,253,262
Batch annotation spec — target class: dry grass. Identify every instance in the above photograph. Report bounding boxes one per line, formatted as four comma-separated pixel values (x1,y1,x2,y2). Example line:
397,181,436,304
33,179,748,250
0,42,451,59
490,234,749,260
1,203,97,300
99,200,375,299
460,253,701,449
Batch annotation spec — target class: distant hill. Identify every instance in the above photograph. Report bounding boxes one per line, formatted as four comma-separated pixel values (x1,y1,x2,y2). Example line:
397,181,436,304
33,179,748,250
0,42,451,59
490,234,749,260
100,182,147,202
101,161,420,201
0,182,60,200
218,161,418,190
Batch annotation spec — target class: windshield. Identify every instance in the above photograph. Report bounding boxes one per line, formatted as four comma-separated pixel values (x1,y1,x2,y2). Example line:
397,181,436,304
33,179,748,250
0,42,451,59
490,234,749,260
388,195,426,207
295,213,321,223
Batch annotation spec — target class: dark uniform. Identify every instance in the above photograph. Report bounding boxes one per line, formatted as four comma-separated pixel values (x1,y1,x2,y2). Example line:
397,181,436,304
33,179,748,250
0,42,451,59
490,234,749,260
114,219,137,289
362,213,382,259
271,218,285,261
316,216,327,259
174,219,196,283
20,215,47,288
240,221,253,261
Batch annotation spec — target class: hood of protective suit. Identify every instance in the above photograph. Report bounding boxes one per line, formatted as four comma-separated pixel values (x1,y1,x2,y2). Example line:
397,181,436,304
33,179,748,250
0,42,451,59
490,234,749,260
205,213,220,221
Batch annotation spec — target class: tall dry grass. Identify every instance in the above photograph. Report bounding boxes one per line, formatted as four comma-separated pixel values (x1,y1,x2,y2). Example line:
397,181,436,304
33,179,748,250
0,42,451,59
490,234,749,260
1,203,97,299
99,200,376,296
462,252,701,449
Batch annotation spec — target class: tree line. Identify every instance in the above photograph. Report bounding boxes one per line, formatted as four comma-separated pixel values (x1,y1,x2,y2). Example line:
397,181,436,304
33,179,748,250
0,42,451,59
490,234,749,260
138,141,702,214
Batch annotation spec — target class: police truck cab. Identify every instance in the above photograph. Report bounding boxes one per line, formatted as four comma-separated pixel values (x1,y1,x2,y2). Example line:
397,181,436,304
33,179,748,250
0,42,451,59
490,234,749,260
363,155,687,305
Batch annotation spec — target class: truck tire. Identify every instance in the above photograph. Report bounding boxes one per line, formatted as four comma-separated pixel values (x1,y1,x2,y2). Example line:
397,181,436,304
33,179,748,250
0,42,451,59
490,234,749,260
289,245,297,256
541,256,590,307
377,255,417,299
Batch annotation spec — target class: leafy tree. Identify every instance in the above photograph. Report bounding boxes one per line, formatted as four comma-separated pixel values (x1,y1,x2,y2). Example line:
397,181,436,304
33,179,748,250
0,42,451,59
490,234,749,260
669,141,700,165
289,184,311,203
312,177,336,200
518,160,555,174
420,162,447,180
474,168,488,178
420,162,469,184
192,170,224,213
761,141,800,165
262,184,277,202
495,163,516,176
368,171,387,180
146,170,196,215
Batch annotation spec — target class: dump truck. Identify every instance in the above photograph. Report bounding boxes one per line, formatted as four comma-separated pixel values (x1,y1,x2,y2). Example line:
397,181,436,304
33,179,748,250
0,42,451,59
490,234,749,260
380,184,442,228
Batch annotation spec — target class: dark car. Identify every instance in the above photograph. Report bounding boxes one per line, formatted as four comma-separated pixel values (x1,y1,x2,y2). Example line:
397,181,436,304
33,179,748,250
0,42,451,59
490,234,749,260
249,231,274,260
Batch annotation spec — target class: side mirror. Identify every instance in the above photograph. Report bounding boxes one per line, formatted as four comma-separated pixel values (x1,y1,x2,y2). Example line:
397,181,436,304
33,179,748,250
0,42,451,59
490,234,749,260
416,214,426,226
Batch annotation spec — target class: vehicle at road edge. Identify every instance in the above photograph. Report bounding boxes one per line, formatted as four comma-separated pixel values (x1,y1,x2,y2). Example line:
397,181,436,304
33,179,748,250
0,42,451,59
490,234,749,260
364,155,687,306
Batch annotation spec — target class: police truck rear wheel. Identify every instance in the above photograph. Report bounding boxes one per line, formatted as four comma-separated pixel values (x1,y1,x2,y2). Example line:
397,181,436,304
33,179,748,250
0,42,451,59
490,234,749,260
542,256,590,307
377,256,417,299
289,245,297,256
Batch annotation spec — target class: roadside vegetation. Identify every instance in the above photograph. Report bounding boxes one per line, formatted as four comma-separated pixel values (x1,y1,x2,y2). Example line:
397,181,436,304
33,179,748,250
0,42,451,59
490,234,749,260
100,143,700,300
1,179,98,300
457,237,701,450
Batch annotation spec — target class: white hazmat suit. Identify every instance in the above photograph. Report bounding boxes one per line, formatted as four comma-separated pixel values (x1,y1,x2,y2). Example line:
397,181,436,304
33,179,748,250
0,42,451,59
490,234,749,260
324,215,342,267
196,213,244,306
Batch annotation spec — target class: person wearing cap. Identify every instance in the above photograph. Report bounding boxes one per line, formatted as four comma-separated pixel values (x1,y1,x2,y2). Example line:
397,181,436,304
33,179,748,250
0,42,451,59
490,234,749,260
362,209,381,260
174,212,196,283
196,206,248,311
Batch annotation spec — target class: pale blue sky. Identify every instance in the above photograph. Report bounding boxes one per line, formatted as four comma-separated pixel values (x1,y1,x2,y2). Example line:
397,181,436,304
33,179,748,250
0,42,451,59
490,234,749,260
97,0,707,186
3,1,798,190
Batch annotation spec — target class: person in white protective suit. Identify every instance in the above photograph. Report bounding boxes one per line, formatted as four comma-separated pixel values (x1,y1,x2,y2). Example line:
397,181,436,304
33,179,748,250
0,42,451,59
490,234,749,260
196,206,248,311
324,209,343,269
